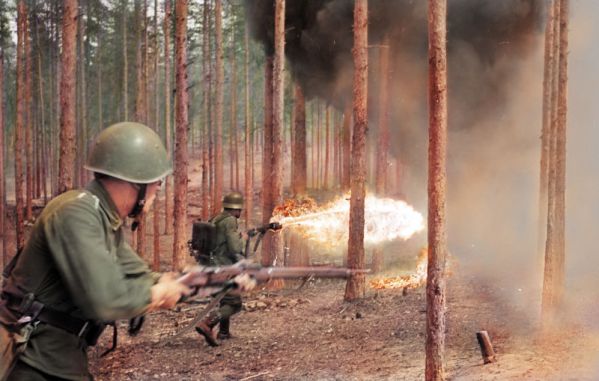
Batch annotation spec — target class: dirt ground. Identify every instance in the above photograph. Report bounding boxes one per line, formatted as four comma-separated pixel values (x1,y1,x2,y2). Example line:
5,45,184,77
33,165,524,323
87,264,599,381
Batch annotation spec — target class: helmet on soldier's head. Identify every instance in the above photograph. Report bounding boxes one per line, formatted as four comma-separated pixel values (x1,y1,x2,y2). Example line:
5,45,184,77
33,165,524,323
85,122,172,184
223,192,244,210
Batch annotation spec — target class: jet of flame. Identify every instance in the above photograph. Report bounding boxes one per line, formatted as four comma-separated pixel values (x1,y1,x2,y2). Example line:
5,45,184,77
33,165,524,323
369,248,428,290
273,194,425,248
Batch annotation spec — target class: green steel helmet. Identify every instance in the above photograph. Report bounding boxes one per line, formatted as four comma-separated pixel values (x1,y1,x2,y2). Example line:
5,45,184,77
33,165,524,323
85,122,172,183
223,191,244,210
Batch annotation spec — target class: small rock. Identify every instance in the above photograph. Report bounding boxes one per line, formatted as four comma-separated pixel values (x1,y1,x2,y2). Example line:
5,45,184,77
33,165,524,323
355,312,363,319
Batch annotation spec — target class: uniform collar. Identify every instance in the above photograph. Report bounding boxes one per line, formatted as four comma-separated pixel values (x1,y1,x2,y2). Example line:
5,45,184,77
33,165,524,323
86,179,123,230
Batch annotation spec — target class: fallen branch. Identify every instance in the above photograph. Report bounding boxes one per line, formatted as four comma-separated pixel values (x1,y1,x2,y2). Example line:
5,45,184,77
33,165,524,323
239,371,270,381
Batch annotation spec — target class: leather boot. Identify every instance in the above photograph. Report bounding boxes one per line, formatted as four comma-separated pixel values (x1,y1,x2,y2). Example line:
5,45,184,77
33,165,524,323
195,312,220,347
217,318,231,340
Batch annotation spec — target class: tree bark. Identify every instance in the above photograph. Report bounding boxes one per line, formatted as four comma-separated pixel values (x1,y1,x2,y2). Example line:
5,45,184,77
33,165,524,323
344,0,367,301
425,1,448,380
542,0,568,322
214,0,224,212
122,0,128,120
230,28,239,191
152,0,160,271
260,55,274,266
0,49,5,266
57,0,78,195
201,0,210,221
292,83,306,195
268,0,285,273
243,20,253,227
15,1,27,250
164,0,174,234
172,0,189,271
25,13,33,220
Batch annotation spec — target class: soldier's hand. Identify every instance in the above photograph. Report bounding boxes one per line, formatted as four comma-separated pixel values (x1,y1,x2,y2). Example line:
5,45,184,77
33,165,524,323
149,277,191,311
233,273,257,292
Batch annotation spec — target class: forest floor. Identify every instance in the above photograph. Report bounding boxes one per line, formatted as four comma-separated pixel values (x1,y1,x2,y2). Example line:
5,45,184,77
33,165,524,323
88,263,599,381
5,164,599,380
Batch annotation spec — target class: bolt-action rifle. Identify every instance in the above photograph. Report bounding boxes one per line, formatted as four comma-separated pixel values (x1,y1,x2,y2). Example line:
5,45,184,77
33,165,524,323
178,260,366,290
167,262,369,340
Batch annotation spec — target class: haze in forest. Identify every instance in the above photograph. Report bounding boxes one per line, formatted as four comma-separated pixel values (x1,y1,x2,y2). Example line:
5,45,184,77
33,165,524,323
247,0,599,323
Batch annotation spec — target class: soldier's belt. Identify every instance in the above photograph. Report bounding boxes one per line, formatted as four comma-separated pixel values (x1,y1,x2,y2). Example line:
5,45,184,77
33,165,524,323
2,292,104,345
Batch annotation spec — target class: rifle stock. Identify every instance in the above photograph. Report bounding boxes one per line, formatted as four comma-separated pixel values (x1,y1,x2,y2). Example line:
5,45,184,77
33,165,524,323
178,263,369,289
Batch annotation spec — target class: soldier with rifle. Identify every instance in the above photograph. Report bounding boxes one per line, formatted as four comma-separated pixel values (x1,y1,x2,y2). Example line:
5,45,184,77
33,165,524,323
0,123,254,381
194,191,248,346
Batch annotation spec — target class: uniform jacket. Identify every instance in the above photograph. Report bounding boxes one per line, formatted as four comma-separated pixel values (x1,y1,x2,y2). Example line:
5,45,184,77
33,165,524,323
209,211,245,265
0,179,158,380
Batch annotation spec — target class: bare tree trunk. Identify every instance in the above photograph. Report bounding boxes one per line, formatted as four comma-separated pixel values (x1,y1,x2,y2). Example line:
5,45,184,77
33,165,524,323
121,0,129,121
164,0,174,234
15,1,27,250
135,0,148,258
57,0,78,195
0,49,5,266
201,0,210,221
172,0,189,270
542,0,568,322
260,55,274,266
229,29,239,191
344,0,368,301
341,101,351,192
25,14,33,220
425,1,448,380
292,83,306,195
153,0,160,270
243,20,253,227
77,3,88,188
214,0,224,212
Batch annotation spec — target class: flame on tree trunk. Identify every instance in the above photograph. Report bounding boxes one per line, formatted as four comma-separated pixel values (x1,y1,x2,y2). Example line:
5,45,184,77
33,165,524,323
344,0,368,301
425,1,448,380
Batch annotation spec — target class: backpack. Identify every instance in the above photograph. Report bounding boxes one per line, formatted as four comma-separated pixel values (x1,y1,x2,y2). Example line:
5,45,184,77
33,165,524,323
190,220,217,263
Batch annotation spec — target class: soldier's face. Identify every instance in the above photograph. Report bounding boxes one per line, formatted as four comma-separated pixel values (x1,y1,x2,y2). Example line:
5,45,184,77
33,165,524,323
143,179,163,213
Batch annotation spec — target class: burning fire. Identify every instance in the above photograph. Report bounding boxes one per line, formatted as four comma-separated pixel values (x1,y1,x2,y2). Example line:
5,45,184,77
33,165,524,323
370,248,428,290
273,194,425,248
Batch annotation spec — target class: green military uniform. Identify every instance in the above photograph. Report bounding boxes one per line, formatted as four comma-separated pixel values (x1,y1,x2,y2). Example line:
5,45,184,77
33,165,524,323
209,211,245,324
0,180,158,380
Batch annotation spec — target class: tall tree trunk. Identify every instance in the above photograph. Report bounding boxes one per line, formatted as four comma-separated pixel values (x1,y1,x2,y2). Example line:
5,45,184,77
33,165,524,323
260,55,274,266
0,49,5,266
153,0,160,270
261,0,285,287
57,0,78,195
542,0,568,322
214,0,224,212
243,20,253,227
135,0,148,258
229,29,238,191
77,3,88,187
172,0,189,270
15,1,27,250
201,0,210,221
344,0,367,301
372,37,391,273
425,1,448,380
341,101,351,192
25,13,33,220
164,0,174,233
122,0,129,120
292,83,306,195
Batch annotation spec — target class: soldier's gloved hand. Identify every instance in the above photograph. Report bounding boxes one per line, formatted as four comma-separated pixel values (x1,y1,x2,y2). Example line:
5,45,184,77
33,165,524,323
149,276,192,311
233,273,257,292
